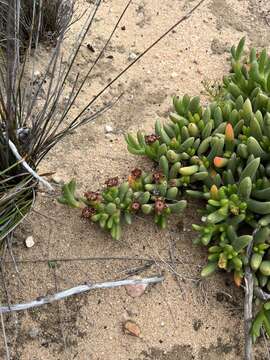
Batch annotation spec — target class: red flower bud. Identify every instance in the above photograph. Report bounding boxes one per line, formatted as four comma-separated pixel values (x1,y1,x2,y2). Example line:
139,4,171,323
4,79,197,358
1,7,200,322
84,191,101,202
130,168,142,179
82,207,96,219
105,177,119,187
152,171,164,184
145,134,160,145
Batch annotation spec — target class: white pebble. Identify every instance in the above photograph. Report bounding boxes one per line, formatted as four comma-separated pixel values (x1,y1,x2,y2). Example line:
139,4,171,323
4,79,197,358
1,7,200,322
171,72,178,79
34,70,41,78
51,174,63,184
128,52,137,61
105,125,113,133
25,236,35,248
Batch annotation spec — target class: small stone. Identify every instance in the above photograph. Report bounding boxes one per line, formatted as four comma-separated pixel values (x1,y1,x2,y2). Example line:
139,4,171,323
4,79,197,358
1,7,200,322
29,327,39,339
104,124,113,133
105,133,117,142
34,70,41,79
123,320,141,337
25,236,35,248
171,72,178,79
193,319,203,332
211,38,229,55
128,52,137,61
160,321,165,327
51,174,63,184
125,280,148,298
87,43,95,52
216,292,225,302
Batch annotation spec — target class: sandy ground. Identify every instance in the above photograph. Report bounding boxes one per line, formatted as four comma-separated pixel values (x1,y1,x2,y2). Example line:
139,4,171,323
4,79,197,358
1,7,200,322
1,0,270,359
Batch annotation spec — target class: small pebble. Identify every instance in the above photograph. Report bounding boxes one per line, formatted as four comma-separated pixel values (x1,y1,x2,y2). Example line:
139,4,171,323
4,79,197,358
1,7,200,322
29,327,39,339
34,70,41,78
51,174,63,184
104,125,113,133
87,44,95,52
170,72,178,79
105,133,114,140
125,282,148,298
25,236,35,248
128,52,137,61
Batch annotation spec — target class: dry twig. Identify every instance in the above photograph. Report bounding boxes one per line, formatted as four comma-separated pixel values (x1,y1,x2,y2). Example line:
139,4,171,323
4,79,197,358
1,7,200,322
244,229,256,360
52,266,67,352
244,269,253,360
0,312,10,360
254,287,270,301
0,275,164,313
3,255,197,265
168,237,185,297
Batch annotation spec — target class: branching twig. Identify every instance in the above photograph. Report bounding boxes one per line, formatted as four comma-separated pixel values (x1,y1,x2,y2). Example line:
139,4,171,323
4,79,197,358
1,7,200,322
123,262,154,276
52,266,67,352
0,275,164,313
8,139,54,191
244,229,257,360
244,269,254,360
0,253,10,360
3,256,197,265
6,233,24,286
168,237,184,297
254,287,270,301
0,312,10,360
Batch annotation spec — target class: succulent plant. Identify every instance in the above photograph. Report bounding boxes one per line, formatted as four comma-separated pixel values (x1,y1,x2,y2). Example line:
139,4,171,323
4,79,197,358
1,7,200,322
60,38,270,342
59,169,187,240
251,302,270,343
223,37,270,102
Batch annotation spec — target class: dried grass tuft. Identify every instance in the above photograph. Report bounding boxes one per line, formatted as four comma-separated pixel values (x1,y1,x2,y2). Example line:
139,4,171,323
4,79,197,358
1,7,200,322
0,0,74,49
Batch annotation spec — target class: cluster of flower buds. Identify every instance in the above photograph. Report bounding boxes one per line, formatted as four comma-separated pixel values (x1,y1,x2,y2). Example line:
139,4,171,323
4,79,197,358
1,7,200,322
59,168,186,240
